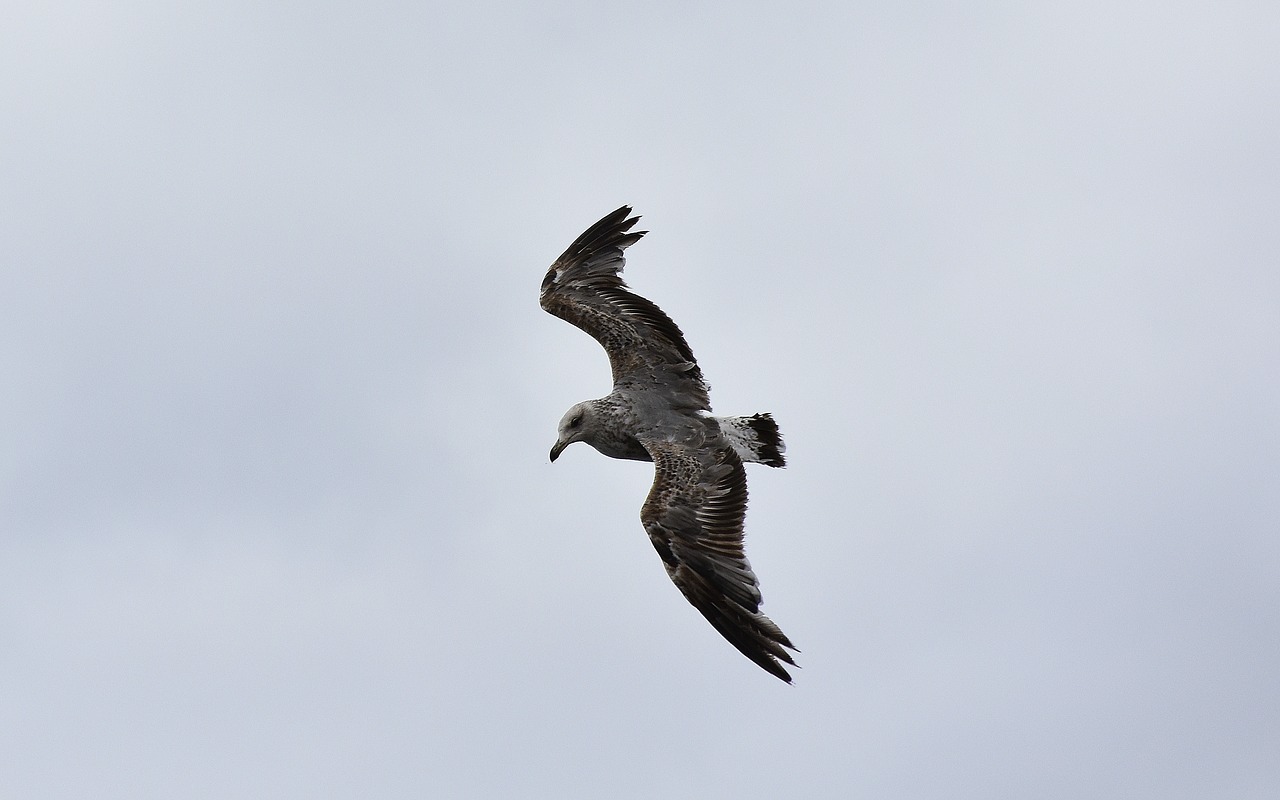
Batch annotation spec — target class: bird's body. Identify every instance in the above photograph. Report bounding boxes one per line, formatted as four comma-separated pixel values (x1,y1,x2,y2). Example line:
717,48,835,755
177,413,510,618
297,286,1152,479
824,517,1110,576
542,206,798,682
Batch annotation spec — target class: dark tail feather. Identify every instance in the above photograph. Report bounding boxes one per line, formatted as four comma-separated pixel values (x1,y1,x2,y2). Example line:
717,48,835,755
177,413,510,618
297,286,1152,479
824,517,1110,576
719,413,786,468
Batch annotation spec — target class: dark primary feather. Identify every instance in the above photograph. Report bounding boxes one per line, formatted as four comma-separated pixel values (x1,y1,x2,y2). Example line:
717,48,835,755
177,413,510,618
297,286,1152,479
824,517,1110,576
639,439,799,683
540,206,709,409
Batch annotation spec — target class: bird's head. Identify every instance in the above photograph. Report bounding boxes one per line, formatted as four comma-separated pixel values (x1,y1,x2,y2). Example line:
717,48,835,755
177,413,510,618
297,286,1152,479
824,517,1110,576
549,401,592,462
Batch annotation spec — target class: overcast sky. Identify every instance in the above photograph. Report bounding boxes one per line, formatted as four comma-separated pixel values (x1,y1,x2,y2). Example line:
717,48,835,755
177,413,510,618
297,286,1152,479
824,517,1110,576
4,2,1279,797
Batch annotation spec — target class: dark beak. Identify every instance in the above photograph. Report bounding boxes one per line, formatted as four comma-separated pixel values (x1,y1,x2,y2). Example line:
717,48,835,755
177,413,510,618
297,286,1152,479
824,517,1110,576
549,440,567,462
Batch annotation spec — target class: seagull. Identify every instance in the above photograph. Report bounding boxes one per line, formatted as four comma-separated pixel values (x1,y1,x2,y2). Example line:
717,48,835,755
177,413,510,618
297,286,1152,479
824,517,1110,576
542,205,798,682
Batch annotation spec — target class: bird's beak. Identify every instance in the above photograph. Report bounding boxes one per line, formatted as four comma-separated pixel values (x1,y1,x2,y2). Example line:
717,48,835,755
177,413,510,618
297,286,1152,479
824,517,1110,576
549,439,567,462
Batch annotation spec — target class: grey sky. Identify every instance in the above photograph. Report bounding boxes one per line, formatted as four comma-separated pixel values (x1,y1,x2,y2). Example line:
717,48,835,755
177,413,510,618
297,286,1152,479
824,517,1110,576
4,2,1278,797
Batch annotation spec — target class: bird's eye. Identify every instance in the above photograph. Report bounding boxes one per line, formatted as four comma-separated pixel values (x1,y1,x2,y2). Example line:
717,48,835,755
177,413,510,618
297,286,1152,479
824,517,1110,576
569,414,582,428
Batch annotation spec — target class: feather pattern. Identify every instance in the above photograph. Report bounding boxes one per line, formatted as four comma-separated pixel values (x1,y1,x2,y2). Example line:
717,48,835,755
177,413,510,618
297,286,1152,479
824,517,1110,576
540,206,710,409
543,206,797,682
639,440,797,682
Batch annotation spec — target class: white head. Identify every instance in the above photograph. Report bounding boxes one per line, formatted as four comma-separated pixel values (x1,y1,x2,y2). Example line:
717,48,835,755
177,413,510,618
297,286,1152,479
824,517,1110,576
549,401,592,462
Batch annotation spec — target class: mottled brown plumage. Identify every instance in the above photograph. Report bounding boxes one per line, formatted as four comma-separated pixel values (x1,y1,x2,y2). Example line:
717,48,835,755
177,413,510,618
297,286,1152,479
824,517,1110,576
542,206,798,682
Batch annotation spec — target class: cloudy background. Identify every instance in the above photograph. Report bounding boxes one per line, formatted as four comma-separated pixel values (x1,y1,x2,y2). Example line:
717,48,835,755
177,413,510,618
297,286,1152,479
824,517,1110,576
4,1,1279,797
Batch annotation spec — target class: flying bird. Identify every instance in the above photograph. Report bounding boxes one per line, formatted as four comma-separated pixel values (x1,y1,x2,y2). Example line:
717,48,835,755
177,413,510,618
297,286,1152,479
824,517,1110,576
542,206,798,682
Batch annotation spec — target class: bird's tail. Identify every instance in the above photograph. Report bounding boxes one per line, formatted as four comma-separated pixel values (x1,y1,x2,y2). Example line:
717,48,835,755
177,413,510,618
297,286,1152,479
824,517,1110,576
716,413,786,468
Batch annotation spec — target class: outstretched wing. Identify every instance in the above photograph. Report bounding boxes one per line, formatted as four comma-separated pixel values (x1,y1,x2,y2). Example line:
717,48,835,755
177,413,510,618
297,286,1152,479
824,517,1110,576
541,206,709,409
639,438,798,682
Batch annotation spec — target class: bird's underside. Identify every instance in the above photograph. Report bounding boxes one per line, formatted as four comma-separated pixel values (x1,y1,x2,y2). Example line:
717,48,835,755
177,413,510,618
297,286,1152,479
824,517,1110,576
542,205,798,682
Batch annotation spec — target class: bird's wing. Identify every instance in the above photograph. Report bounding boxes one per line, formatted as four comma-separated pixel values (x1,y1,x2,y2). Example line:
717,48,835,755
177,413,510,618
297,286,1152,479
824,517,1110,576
540,206,710,410
638,437,798,681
